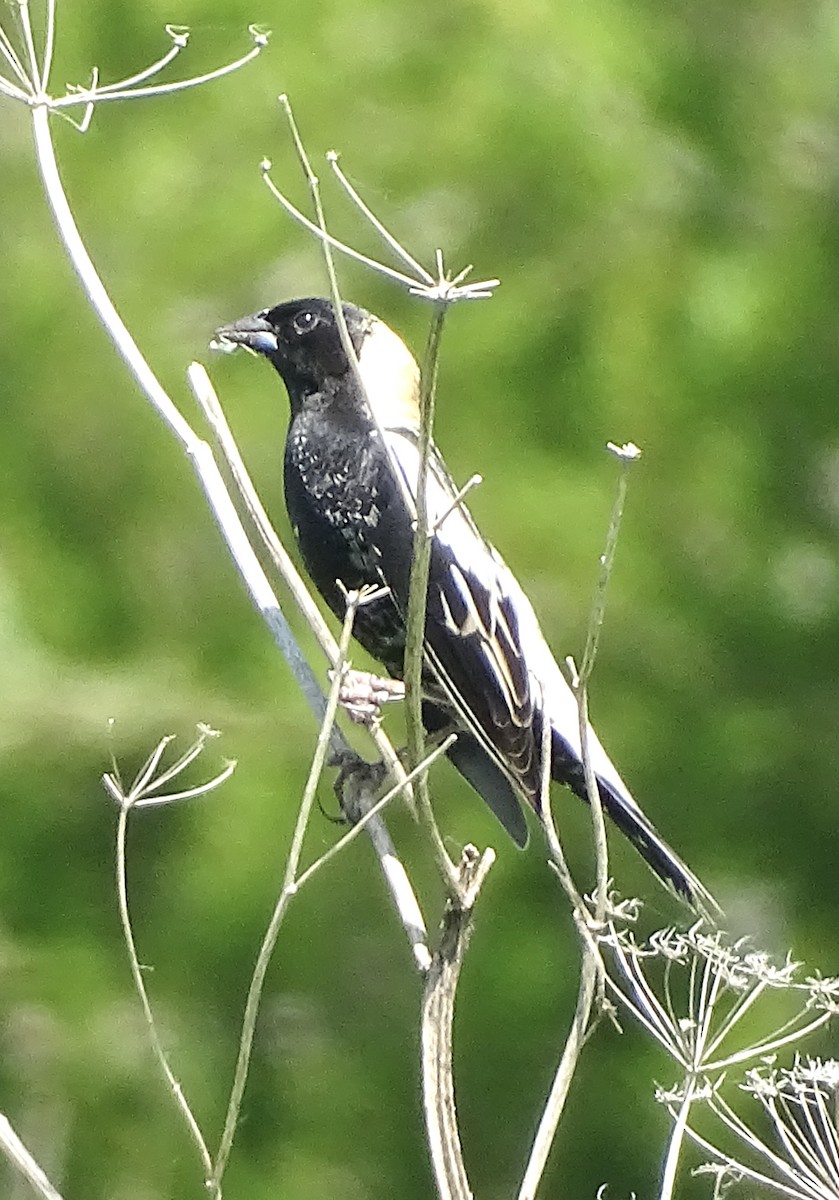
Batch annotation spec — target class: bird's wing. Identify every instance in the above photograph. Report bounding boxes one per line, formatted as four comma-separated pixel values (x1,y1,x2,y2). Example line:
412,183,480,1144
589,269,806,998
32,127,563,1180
377,427,547,806
378,426,639,817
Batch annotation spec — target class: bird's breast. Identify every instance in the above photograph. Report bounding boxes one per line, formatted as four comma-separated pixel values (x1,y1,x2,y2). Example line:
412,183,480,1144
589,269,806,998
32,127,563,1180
283,417,408,674
285,420,387,532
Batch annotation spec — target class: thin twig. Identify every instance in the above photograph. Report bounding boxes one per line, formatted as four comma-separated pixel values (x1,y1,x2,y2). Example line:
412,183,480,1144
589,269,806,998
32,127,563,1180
15,0,39,93
673,1104,811,1200
519,445,640,1199
429,474,482,537
210,591,362,1195
111,743,217,1187
517,798,602,1200
262,163,428,292
327,151,435,283
574,443,641,921
39,0,57,93
262,152,499,304
0,20,31,92
48,28,268,112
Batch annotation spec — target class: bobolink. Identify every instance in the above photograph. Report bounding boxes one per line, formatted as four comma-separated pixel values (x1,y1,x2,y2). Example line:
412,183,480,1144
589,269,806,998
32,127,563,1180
215,297,717,916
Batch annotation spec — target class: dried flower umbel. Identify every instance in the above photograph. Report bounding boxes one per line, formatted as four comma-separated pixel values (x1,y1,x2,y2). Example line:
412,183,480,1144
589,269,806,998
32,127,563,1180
599,920,839,1199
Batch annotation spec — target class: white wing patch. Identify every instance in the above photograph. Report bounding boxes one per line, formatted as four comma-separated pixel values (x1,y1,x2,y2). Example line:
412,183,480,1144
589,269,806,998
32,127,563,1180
501,567,637,808
449,563,483,637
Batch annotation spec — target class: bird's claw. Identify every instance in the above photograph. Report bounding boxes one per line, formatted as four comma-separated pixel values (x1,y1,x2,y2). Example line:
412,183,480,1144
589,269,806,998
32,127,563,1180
332,668,406,725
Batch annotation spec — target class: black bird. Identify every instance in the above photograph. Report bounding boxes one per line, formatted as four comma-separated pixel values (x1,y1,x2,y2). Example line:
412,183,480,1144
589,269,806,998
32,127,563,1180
215,297,717,916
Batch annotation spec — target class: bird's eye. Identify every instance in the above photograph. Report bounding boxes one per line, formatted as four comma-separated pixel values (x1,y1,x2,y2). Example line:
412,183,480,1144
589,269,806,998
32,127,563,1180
293,310,319,336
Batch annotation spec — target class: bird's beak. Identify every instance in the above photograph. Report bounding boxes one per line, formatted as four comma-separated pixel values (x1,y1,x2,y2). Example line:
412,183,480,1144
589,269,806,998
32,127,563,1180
211,313,279,356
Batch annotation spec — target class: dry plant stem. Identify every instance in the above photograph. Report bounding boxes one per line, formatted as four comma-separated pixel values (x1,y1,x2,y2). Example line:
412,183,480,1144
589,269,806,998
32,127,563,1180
190,364,431,968
519,453,637,1200
0,1113,65,1200
276,98,492,894
208,603,451,1182
573,674,609,922
603,929,835,1076
340,770,432,973
277,95,457,894
670,1104,810,1199
29,105,332,743
5,4,267,120
47,37,265,112
267,117,502,303
518,962,600,1200
30,107,191,443
422,848,496,1200
284,596,363,886
577,443,639,920
403,305,462,896
211,594,362,1195
709,1012,833,1073
660,1078,697,1200
538,714,589,919
262,156,498,301
262,163,428,294
300,739,456,976
13,1,41,88
189,362,336,662
660,1018,835,1199
517,800,601,1200
115,800,215,1187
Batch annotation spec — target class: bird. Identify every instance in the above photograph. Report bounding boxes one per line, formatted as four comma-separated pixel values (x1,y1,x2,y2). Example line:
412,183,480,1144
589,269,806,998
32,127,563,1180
214,297,718,917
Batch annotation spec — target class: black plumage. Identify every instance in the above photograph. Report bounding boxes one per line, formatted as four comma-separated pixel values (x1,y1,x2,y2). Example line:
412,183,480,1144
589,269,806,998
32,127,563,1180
215,297,718,916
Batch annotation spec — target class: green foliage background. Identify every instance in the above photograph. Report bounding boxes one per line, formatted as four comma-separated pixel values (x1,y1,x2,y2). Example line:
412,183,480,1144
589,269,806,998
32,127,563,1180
2,1,839,1196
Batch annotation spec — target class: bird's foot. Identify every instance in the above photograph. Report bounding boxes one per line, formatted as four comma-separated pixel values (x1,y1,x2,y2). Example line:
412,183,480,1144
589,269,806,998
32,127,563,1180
331,668,406,725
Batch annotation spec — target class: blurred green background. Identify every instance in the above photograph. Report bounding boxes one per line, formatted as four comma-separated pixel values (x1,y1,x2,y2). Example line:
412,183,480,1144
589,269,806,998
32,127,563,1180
2,0,839,1196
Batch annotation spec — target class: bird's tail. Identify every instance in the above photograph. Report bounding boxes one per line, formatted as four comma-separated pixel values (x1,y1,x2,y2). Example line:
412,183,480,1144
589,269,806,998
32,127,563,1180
551,729,720,920
594,777,720,920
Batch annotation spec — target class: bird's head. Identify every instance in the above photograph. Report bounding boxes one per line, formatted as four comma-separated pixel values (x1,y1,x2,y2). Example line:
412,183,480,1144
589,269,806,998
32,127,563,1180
213,297,421,429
